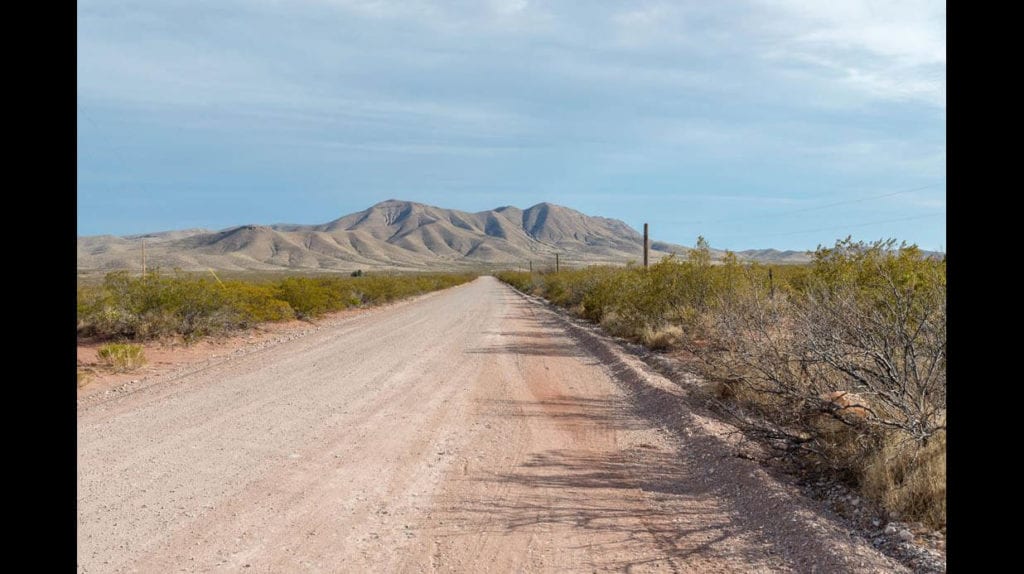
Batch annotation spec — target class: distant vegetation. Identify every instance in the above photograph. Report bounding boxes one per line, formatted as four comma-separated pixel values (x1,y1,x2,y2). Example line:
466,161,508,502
78,270,476,342
498,237,946,530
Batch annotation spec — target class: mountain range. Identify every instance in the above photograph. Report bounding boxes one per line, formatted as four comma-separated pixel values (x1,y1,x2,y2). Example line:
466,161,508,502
77,199,814,272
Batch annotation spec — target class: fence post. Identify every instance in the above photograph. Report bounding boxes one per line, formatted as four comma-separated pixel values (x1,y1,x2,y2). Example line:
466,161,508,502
643,223,649,269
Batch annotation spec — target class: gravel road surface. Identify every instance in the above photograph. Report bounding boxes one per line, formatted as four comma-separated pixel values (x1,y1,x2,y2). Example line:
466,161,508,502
78,276,906,573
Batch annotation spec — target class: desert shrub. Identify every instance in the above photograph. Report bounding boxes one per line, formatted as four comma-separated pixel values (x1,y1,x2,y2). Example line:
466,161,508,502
617,257,696,334
496,271,535,294
276,277,346,318
97,343,146,372
577,267,625,322
78,270,475,341
795,239,946,439
222,282,295,324
541,272,571,306
496,236,946,529
352,273,474,306
500,247,739,345
694,239,945,526
700,240,946,439
78,271,246,339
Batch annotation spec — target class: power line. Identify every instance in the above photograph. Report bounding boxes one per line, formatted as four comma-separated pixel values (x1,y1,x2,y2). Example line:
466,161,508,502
768,183,943,217
660,182,945,226
712,213,944,239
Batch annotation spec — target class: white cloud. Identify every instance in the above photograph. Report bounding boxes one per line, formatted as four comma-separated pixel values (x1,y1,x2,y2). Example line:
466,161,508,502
755,0,945,107
763,0,945,64
78,0,946,214
489,0,529,16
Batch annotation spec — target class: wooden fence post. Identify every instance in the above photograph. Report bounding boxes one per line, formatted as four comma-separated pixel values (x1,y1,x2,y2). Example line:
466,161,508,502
643,223,649,269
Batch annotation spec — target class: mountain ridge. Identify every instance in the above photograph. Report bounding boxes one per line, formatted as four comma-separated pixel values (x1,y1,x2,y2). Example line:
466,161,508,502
78,199,818,272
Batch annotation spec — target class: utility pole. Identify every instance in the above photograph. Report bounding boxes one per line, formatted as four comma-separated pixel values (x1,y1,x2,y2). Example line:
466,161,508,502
555,253,560,273
643,223,649,269
142,238,147,276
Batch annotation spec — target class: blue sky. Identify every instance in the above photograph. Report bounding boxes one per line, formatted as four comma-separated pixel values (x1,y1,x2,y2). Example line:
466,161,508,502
77,0,946,251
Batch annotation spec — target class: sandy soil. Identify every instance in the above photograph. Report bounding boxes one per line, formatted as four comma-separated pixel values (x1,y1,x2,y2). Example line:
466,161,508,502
78,277,906,573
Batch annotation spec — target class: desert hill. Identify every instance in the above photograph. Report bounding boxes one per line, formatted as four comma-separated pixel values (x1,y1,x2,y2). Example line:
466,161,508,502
77,199,812,272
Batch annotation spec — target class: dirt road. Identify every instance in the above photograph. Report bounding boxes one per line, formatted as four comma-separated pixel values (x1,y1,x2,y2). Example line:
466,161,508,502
78,277,905,573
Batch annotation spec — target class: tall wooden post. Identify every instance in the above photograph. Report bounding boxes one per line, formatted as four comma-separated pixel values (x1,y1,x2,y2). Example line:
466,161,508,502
555,253,560,273
529,260,533,273
768,267,775,299
643,223,649,269
142,238,147,276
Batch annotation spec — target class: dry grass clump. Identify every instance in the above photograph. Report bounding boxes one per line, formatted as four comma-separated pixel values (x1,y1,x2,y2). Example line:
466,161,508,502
77,370,94,388
97,343,146,372
598,311,631,339
640,324,684,350
862,431,946,529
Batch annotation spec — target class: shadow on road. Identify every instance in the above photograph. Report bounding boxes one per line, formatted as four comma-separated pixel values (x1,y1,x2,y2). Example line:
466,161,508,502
478,396,655,432
434,290,888,572
434,445,786,571
467,313,592,358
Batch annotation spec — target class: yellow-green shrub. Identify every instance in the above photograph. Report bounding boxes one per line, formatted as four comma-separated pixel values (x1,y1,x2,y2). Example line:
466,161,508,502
222,282,295,323
496,237,946,529
78,270,476,340
494,271,534,293
97,343,146,372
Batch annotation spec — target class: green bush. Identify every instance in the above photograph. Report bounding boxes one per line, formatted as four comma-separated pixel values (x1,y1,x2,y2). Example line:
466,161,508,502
494,271,535,293
222,282,295,324
276,277,343,318
78,270,476,341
